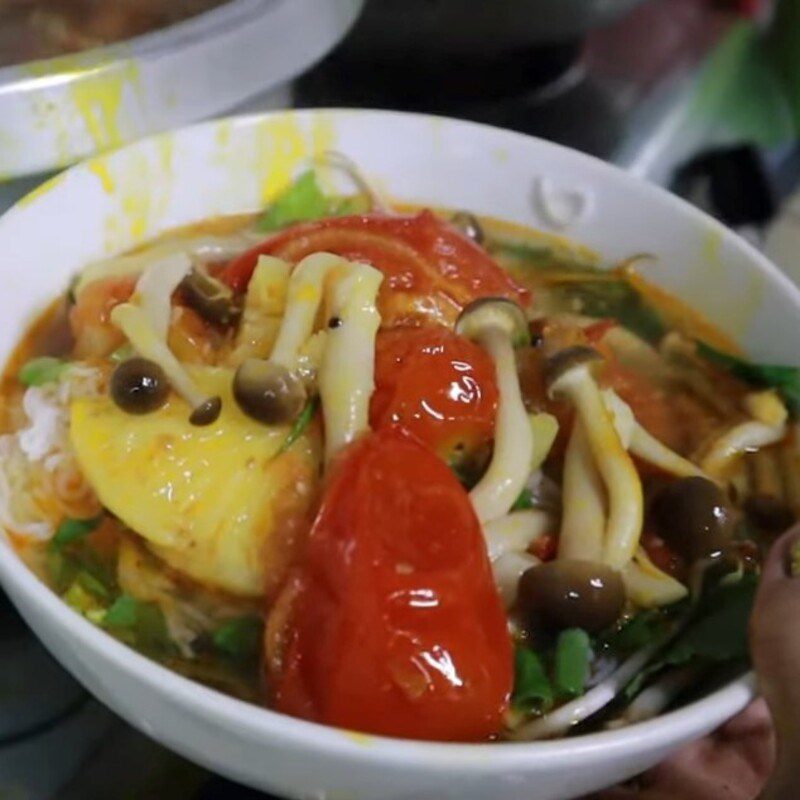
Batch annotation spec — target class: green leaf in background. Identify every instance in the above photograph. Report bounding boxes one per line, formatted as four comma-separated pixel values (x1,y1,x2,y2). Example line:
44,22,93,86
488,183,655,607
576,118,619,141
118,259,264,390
697,341,800,415
691,20,794,149
257,171,331,232
554,629,592,698
213,615,263,661
767,0,800,135
50,515,102,550
18,356,68,387
512,645,555,713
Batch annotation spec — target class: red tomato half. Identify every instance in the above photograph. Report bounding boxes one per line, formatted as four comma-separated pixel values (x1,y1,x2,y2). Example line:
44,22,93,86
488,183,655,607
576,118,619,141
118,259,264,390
222,211,530,326
370,326,498,461
272,427,513,741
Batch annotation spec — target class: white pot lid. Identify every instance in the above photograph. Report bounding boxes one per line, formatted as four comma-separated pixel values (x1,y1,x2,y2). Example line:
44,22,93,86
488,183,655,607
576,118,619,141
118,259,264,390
0,0,363,180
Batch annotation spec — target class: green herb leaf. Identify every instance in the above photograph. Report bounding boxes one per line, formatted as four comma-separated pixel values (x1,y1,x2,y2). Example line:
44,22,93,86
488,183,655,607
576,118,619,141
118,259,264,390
279,396,319,453
623,573,757,700
552,280,666,344
103,595,139,627
51,516,102,550
511,488,535,512
18,356,68,387
600,608,672,655
554,628,592,698
697,341,800,414
103,595,173,655
512,645,554,713
257,171,330,232
213,615,263,660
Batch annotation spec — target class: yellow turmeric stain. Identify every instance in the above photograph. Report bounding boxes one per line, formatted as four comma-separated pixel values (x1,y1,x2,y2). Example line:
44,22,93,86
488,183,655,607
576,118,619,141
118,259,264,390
342,730,373,747
87,160,115,194
69,60,139,151
257,115,308,204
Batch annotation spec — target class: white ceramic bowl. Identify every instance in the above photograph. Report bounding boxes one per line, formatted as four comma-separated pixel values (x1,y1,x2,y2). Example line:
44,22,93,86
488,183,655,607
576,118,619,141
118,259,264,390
0,109,793,800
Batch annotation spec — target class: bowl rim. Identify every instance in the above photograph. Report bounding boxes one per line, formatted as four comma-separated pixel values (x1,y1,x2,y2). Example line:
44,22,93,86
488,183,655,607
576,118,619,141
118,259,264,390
0,106,781,768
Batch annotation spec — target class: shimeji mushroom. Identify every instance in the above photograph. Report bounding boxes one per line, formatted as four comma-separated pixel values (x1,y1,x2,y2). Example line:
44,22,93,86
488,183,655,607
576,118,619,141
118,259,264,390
455,298,534,524
544,346,643,569
701,389,788,478
602,389,706,480
318,262,383,462
558,419,605,562
111,302,221,426
482,509,552,607
269,252,351,370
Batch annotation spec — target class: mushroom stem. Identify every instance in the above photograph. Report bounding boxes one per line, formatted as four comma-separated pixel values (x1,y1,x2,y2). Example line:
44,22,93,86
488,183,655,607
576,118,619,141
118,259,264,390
468,326,534,523
318,262,383,463
492,551,540,609
603,389,705,480
483,509,551,561
111,303,209,412
559,419,605,562
701,420,787,478
270,253,349,370
552,364,643,569
622,547,688,607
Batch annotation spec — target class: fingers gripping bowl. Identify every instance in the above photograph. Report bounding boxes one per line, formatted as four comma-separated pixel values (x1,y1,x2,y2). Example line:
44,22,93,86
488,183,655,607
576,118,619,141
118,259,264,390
0,110,796,799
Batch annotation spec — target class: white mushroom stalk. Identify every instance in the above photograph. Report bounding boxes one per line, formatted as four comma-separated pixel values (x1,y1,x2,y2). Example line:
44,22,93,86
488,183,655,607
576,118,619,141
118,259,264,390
509,639,663,740
483,510,551,562
558,419,605,562
316,150,390,213
602,389,706,480
456,299,534,524
133,254,192,342
546,347,643,569
270,252,350,370
318,262,383,463
493,551,541,609
701,391,788,479
74,232,263,296
622,547,688,607
613,666,699,727
231,256,291,365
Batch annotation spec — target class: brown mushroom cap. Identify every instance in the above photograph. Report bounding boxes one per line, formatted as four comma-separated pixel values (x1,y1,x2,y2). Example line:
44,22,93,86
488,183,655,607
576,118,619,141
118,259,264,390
455,297,529,345
544,345,603,394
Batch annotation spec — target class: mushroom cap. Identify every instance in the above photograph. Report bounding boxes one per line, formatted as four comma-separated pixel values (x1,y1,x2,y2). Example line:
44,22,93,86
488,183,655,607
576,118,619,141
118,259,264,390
544,345,603,394
455,297,529,345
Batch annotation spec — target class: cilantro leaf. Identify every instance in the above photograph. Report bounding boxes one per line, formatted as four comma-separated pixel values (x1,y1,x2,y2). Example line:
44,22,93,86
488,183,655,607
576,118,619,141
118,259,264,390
697,341,800,415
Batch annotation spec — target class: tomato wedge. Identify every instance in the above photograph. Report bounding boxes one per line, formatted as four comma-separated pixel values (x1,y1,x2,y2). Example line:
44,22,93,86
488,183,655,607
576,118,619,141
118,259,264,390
222,211,530,326
370,326,498,462
271,426,513,741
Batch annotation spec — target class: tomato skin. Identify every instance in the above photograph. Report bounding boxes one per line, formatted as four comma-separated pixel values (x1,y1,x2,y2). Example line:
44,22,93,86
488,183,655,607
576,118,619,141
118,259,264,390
370,326,498,461
272,427,513,741
222,211,530,325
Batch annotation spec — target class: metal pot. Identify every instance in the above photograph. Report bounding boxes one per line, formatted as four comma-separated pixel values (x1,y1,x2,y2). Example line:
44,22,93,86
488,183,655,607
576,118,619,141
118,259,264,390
342,0,652,58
